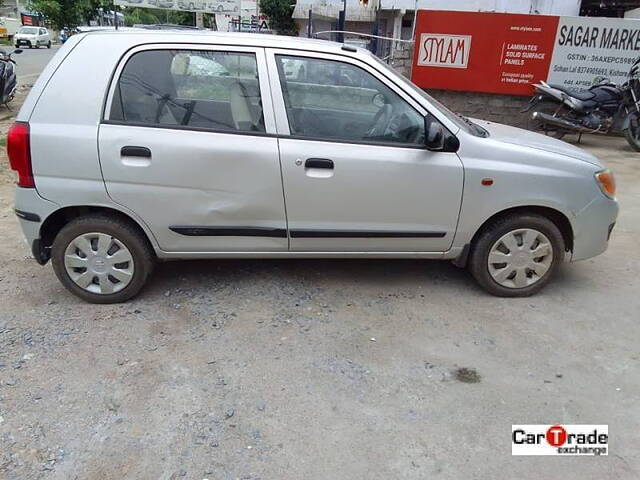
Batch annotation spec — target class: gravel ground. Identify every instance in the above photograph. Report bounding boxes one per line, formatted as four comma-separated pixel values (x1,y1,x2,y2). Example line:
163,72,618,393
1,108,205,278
0,96,639,479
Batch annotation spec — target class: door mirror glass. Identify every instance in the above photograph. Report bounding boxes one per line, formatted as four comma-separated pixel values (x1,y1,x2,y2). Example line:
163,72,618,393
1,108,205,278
424,116,459,152
13,49,22,54
425,120,445,150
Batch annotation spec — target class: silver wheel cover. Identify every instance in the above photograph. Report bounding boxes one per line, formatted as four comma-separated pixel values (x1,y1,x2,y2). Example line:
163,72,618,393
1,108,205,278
64,232,135,294
488,228,553,289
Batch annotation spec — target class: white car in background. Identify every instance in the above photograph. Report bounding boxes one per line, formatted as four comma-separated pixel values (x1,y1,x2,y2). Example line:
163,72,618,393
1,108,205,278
14,26,51,49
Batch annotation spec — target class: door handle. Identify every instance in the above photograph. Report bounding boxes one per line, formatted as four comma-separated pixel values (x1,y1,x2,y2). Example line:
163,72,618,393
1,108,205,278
121,146,151,158
305,158,334,169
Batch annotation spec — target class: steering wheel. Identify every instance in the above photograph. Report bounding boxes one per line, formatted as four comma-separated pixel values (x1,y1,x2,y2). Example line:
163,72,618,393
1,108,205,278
366,104,393,139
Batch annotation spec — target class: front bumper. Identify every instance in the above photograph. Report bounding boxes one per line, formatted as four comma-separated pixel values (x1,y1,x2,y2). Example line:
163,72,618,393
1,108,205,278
14,187,59,264
571,194,619,262
15,38,33,46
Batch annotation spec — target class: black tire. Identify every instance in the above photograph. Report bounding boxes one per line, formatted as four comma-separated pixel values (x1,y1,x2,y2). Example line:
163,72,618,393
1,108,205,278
47,41,51,49
51,215,155,304
469,214,565,297
624,112,640,151
624,127,640,152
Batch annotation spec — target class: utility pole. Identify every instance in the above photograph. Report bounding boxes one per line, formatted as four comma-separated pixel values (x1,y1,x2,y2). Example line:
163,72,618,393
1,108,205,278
14,0,20,18
195,12,204,28
113,0,118,30
337,0,346,42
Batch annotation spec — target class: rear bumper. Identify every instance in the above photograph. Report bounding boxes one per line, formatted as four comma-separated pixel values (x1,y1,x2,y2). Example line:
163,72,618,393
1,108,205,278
14,187,59,264
571,194,619,262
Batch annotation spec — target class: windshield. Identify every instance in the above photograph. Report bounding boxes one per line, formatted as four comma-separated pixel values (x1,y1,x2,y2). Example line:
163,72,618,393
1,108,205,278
368,53,488,137
19,27,39,34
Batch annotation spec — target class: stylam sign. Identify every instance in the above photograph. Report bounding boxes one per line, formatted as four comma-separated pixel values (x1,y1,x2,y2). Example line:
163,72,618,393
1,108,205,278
412,10,559,96
412,10,640,96
417,34,471,68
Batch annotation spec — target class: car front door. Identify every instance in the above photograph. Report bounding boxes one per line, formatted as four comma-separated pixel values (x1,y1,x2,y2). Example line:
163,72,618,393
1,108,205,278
266,50,464,252
99,45,288,253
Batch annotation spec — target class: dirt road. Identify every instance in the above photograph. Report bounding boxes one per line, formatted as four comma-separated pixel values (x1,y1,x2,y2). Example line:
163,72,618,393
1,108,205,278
0,100,639,478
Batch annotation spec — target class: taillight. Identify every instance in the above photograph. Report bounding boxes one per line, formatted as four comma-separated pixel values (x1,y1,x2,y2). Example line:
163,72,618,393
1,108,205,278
7,122,34,188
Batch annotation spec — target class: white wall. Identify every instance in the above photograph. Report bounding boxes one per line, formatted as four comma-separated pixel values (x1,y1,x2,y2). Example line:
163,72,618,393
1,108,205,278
378,0,580,16
624,7,640,18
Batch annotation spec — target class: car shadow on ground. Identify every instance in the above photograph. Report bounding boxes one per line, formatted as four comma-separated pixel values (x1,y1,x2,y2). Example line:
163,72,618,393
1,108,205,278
150,258,474,290
141,257,593,301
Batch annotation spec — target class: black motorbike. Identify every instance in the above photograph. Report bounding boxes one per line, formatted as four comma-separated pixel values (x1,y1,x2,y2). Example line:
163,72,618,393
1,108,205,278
0,47,22,107
524,57,640,151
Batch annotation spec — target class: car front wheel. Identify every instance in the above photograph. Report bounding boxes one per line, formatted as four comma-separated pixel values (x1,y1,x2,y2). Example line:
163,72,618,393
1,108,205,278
51,215,154,303
469,214,565,297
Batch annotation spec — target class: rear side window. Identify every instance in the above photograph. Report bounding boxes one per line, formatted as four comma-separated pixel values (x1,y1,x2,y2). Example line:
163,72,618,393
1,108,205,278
109,49,265,133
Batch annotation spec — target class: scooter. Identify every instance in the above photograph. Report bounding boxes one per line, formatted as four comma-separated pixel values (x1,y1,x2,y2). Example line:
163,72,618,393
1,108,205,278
0,47,22,108
523,57,640,150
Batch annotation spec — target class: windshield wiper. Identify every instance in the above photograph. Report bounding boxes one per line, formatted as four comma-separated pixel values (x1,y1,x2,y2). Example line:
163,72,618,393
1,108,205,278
457,114,489,138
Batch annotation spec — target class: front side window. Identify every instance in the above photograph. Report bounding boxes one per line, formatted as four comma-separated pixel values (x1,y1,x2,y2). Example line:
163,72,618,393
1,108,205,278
110,49,265,133
276,55,425,146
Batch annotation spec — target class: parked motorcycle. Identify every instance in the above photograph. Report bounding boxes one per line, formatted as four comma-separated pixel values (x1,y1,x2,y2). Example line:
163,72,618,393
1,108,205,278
524,57,640,151
0,47,22,107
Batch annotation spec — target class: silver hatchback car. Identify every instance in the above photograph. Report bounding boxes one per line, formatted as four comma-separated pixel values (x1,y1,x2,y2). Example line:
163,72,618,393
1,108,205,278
8,31,618,303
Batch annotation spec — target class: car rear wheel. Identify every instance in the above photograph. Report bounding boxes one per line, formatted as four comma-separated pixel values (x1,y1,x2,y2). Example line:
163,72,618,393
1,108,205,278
469,214,564,297
51,215,154,303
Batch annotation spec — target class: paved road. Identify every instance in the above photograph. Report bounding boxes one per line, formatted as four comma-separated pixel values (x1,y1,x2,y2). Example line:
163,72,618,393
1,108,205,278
14,44,61,84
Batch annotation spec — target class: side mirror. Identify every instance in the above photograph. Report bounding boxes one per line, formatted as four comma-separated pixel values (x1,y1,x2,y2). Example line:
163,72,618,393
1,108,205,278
425,121,445,150
424,118,459,152
13,49,23,55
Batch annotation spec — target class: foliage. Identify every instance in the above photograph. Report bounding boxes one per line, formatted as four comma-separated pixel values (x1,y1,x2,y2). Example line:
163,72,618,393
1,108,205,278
123,7,194,27
259,0,296,35
26,0,87,30
81,0,113,25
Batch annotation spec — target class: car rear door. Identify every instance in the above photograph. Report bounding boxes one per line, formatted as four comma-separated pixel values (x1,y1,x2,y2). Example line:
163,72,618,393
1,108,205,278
99,44,287,253
266,49,464,253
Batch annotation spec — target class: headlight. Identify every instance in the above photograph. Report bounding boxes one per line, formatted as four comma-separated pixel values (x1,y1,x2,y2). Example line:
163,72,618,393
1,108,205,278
595,169,616,199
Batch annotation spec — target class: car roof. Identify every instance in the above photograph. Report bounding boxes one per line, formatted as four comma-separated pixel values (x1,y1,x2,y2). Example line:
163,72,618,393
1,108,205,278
80,29,365,56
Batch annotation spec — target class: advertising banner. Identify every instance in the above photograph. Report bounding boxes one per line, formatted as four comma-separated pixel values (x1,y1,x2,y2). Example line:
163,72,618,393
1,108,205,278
114,0,240,15
412,10,640,96
548,16,640,91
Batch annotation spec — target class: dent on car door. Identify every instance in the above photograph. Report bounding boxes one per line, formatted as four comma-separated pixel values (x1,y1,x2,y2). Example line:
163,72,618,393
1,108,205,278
267,50,464,252
98,46,287,253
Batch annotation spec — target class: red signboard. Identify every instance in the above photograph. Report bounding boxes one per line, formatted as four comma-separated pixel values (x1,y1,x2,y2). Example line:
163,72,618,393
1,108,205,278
411,10,559,96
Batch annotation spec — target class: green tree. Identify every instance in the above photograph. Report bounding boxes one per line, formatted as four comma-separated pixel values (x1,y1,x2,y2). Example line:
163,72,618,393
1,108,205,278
122,7,194,27
259,0,296,35
81,0,113,25
26,0,87,30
